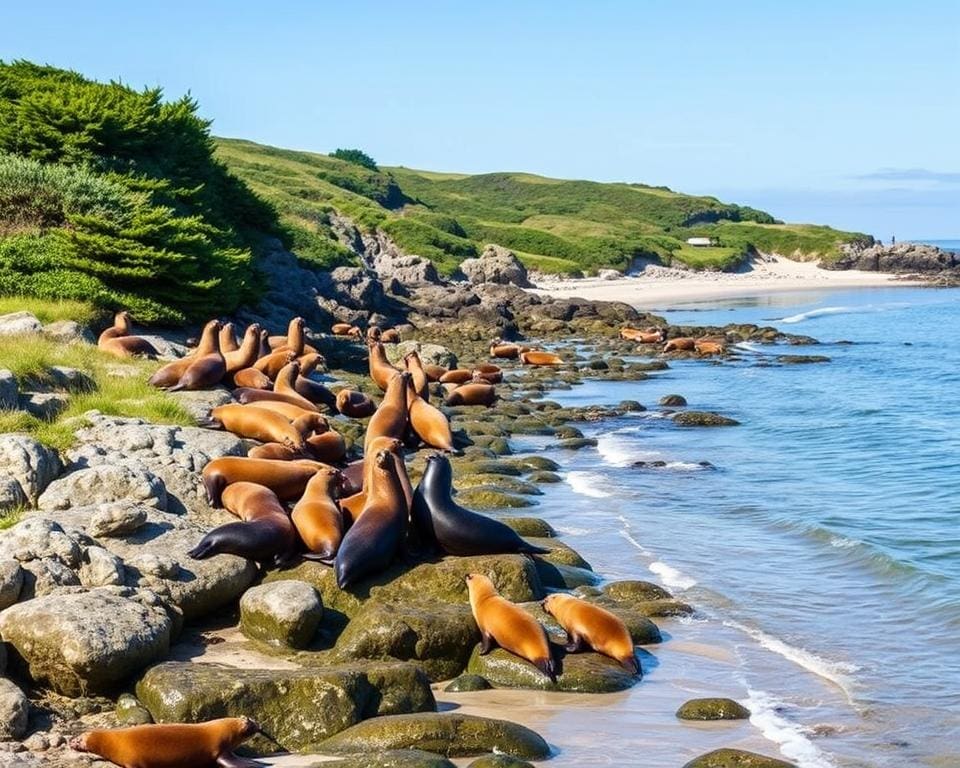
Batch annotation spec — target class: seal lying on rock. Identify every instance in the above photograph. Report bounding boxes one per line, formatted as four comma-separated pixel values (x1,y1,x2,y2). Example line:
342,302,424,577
542,593,640,676
69,716,262,768
412,454,547,557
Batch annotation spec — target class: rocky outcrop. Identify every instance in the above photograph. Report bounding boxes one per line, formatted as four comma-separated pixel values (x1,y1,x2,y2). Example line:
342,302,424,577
828,241,958,275
458,245,532,288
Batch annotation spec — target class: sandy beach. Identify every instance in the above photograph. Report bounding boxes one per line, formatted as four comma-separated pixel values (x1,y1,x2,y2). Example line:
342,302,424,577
530,256,925,309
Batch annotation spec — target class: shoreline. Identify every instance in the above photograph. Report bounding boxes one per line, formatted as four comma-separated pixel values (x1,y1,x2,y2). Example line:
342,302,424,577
529,255,927,309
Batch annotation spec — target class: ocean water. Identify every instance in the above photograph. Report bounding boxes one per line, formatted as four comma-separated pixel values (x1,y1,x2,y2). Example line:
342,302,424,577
520,286,960,767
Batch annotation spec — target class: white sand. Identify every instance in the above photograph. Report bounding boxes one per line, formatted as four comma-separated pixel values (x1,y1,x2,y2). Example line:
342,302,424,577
530,255,924,309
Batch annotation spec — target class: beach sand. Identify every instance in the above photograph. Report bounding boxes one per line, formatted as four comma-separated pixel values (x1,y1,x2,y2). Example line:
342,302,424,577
530,255,924,309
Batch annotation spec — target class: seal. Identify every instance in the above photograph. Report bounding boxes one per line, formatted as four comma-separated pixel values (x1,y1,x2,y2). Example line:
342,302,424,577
406,377,455,452
331,322,356,336
268,316,307,353
381,328,401,343
473,363,503,383
68,716,262,768
271,361,322,412
489,338,529,359
423,363,448,382
253,349,297,380
364,371,411,455
519,350,562,366
334,445,408,588
292,466,344,561
235,386,321,413
335,388,376,418
695,339,726,356
294,376,337,409
168,321,226,391
444,382,497,407
412,454,547,556
542,593,640,676
339,436,411,524
189,481,299,567
211,404,322,450
201,456,324,507
439,369,474,385
306,430,347,463
247,442,303,461
257,329,272,358
403,350,430,400
97,311,159,359
232,367,273,390
368,340,401,391
236,399,320,422
148,318,220,388
224,323,262,375
663,336,695,352
219,322,239,352
466,573,556,681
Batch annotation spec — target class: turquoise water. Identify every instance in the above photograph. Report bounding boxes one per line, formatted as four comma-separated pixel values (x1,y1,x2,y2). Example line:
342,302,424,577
543,286,960,766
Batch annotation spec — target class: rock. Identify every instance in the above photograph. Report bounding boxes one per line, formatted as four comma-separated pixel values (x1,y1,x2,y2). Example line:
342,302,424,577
682,748,797,768
320,713,549,760
370,247,441,286
497,517,556,538
552,437,598,450
459,246,532,289
830,241,957,274
334,602,478,681
466,646,637,693
534,561,600,589
19,557,81,598
313,750,455,768
387,341,457,370
115,693,152,726
38,465,166,512
88,503,148,537
676,698,751,721
526,470,561,484
528,538,590,570
125,553,180,580
0,370,17,409
443,674,491,692
0,590,172,696
167,387,234,420
240,580,323,649
672,411,740,427
42,320,95,345
0,679,28,739
0,560,23,609
0,312,42,336
455,489,533,510
659,394,687,406
775,355,830,364
602,580,673,602
46,366,94,392
78,546,125,587
0,518,81,567
18,392,68,419
137,661,435,754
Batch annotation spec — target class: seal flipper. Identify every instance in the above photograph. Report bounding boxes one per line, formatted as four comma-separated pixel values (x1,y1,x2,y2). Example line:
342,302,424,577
520,543,551,555
479,633,494,655
534,656,558,683
564,633,584,653
620,653,642,678
217,752,265,768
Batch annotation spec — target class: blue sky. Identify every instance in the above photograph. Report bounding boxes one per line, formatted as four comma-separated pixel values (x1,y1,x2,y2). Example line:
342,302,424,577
2,1,958,237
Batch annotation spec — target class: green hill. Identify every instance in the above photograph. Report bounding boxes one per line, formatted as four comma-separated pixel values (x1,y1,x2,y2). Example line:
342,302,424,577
217,138,872,276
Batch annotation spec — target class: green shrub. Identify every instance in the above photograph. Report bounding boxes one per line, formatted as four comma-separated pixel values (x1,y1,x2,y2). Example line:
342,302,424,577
330,148,378,170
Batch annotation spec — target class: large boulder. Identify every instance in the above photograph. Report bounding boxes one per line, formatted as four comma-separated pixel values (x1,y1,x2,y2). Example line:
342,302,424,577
829,241,957,274
0,312,42,336
0,435,62,509
0,590,172,696
459,246,532,289
466,646,637,693
240,580,323,649
137,661,435,754
37,465,167,512
387,341,457,370
320,713,550,760
0,678,28,739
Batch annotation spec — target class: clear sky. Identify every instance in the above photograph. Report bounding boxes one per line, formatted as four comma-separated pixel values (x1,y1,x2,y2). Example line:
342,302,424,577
3,1,958,238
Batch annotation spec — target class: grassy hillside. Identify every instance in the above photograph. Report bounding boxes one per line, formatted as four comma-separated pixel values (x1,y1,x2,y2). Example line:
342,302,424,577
218,138,871,276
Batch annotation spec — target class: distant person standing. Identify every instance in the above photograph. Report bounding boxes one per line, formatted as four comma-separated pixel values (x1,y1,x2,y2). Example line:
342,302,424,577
892,235,896,245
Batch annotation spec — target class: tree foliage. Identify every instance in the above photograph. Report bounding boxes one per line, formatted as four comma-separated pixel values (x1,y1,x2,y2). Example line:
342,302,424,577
330,148,378,171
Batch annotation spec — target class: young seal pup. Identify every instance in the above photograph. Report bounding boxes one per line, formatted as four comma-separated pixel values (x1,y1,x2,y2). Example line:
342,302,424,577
466,573,556,681
542,593,640,676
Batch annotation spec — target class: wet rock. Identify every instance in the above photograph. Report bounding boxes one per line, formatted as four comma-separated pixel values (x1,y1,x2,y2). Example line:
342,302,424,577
528,538,591,570
312,750,456,768
602,580,672,602
672,411,740,427
38,465,167,512
0,560,23,609
466,646,637,693
504,456,559,472
320,712,550,760
659,394,687,406
443,674,491,692
0,312,42,336
466,756,534,768
455,489,534,510
497,517,556,538
115,693,152,726
137,661,435,754
0,370,18,410
42,320,95,345
452,476,540,496
88,503,148,537
0,679,28,739
534,560,600,589
676,697,751,721
0,590,172,696
240,580,323,649
552,437,598,450
775,355,830,364
526,471,561,484
0,435,62,508
682,748,797,768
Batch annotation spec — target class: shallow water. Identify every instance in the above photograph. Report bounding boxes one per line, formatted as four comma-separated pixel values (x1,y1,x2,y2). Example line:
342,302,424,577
529,286,960,766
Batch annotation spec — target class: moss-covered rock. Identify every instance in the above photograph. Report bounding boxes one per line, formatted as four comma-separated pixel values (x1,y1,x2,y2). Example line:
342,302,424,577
528,539,591,570
553,426,583,440
551,437,598,450
455,489,535,509
497,516,556,538
776,355,830,364
115,693,152,725
504,456,560,472
676,698,751,721
534,560,601,589
466,646,637,693
682,748,797,768
444,674,491,692
526,470,561,484
602,580,673,602
136,661,436,754
452,460,523,477
659,394,687,406
309,750,456,768
453,476,542,496
239,580,323,649
319,713,550,759
672,411,740,427
466,756,535,768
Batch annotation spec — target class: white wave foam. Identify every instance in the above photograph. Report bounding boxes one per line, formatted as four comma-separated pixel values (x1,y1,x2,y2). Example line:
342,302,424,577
617,518,653,556
778,306,856,323
736,341,766,353
564,471,612,498
746,689,837,768
595,433,658,467
829,536,859,549
725,620,859,699
649,561,697,590
665,461,708,471
555,525,592,536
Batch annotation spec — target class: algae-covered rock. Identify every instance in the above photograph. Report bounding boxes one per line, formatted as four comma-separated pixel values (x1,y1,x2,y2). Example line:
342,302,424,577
319,713,550,759
455,489,534,510
452,476,541,496
672,411,740,427
659,394,687,406
466,646,637,693
311,750,456,768
136,661,436,754
240,580,323,649
534,560,600,589
497,517,556,538
444,674,491,692
776,355,830,364
682,748,797,768
504,456,559,472
528,538,591,570
334,602,478,681
676,697,751,721
526,470,561,484
467,755,535,768
602,580,673,602
115,693,152,725
551,437,598,450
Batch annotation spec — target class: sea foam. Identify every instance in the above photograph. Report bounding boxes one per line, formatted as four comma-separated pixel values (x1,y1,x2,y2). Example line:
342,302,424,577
564,471,612,498
746,689,838,768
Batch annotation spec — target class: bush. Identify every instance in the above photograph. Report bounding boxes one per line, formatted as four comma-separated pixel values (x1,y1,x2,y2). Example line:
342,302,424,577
330,148,378,170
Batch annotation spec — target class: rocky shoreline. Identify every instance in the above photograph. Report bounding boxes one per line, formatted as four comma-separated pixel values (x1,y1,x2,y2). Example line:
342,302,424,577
0,254,822,767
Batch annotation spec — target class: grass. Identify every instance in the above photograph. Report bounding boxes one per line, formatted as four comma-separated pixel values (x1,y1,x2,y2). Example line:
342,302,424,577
671,245,746,271
0,297,99,325
0,333,194,453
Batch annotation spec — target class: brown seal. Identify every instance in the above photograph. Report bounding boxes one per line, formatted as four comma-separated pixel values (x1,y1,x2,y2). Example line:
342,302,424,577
235,386,321,412
663,337,696,352
339,436,411,524
224,323,262,374
247,442,303,461
519,350,562,366
292,466,344,561
295,377,337,410
466,573,556,681
621,327,664,344
306,430,347,463
148,319,220,388
695,339,727,356
97,311,159,359
268,316,306,353
201,456,324,507
68,717,261,768
169,321,226,391
219,322,239,352
439,369,474,385
189,481,298,566
542,593,640,676
403,351,430,400
257,329,272,358
489,338,529,359
423,363,448,382
253,349,297,380
271,362,321,412
363,371,410,455
444,382,497,407
473,363,503,383
406,376,455,452
231,367,272,390
211,404,322,450
332,322,356,336
334,444,408,587
235,400,321,423
381,328,400,343
368,340,400,392
335,388,376,418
